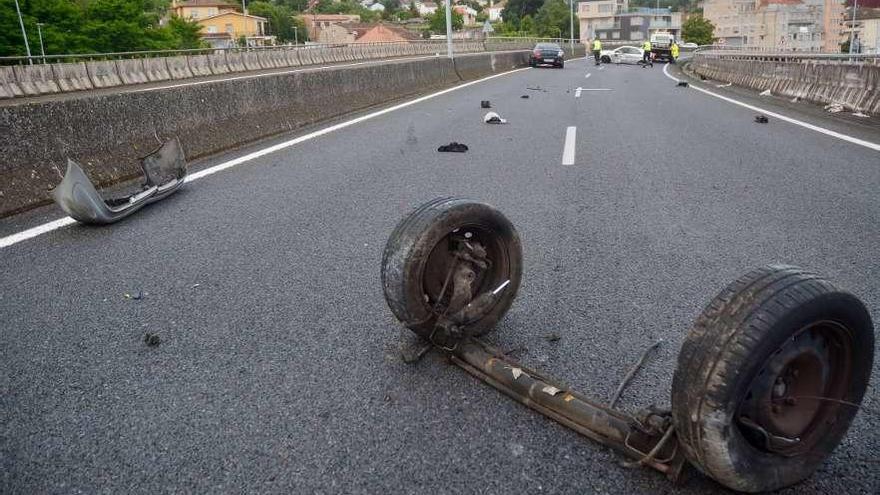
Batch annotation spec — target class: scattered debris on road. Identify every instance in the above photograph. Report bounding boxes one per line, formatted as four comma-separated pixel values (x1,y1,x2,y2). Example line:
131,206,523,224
754,115,769,124
676,81,688,88
699,75,707,81
52,138,187,225
143,332,161,347
481,100,491,109
716,82,732,88
520,95,529,99
483,112,507,124
124,291,145,300
791,97,799,103
853,111,868,118
191,283,201,289
759,89,772,96
526,86,545,92
544,332,561,343
824,103,844,113
438,142,469,153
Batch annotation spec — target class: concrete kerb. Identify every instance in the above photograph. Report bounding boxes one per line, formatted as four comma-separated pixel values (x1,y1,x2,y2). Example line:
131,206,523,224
52,62,94,92
13,64,60,96
86,60,122,88
0,66,24,98
166,56,194,79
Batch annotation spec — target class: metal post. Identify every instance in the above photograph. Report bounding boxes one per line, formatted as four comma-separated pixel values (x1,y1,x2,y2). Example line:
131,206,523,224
570,0,575,47
445,0,454,59
294,26,298,45
849,0,858,54
36,22,46,63
13,0,33,64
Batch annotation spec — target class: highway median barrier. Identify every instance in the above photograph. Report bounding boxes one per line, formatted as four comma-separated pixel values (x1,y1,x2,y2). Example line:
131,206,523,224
166,56,194,80
116,58,149,85
53,62,94,92
86,60,122,88
143,57,171,82
0,51,529,217
0,66,24,98
186,54,214,77
13,64,60,96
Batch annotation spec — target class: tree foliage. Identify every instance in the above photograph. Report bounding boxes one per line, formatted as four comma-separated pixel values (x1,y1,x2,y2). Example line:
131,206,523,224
681,14,714,46
428,6,463,32
0,0,210,56
534,0,576,39
500,0,543,29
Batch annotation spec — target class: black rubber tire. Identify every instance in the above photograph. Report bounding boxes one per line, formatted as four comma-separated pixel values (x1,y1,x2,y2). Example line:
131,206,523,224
601,55,611,63
382,198,522,339
671,265,874,493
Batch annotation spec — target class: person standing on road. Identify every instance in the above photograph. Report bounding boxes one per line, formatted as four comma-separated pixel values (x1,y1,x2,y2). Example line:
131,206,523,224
592,38,602,66
642,40,652,67
670,41,679,64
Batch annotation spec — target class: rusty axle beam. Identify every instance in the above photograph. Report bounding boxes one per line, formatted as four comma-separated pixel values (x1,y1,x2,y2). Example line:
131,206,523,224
451,340,687,480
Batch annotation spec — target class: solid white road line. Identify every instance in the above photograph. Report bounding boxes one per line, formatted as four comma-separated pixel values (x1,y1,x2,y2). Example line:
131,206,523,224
562,126,577,166
579,88,613,91
0,66,532,250
662,63,880,152
575,87,582,98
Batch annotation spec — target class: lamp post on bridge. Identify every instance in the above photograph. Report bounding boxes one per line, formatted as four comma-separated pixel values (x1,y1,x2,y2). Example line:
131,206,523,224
294,26,298,45
13,0,33,65
849,0,858,55
36,22,46,64
445,0,454,59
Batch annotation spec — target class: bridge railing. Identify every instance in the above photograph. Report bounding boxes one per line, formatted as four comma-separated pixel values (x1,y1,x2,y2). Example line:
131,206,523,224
693,45,880,66
0,38,545,100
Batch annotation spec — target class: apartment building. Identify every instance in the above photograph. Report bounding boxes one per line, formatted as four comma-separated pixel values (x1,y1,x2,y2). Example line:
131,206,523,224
577,1,682,42
704,0,845,52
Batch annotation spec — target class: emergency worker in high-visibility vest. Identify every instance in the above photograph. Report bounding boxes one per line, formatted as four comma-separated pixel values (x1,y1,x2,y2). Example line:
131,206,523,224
592,38,602,66
670,41,680,64
642,40,652,66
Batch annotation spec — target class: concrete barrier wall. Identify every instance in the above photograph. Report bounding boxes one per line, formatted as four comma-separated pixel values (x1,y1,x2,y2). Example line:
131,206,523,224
0,51,529,216
53,62,93,92
13,64,60,95
690,56,880,115
86,60,122,88
0,66,23,98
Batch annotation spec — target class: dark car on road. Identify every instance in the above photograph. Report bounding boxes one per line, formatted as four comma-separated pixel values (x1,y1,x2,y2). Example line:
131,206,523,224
529,43,565,68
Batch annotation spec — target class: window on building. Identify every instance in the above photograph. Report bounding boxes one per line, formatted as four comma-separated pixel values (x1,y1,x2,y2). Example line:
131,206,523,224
630,17,642,26
226,23,234,33
612,31,620,39
632,31,643,40
207,26,218,33
190,10,199,18
599,4,612,13
599,32,607,39
209,8,217,15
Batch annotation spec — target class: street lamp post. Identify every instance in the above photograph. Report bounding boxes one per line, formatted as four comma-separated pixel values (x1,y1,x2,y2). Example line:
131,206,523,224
849,0,858,54
294,26,298,45
569,0,574,47
13,0,33,64
445,0,453,59
36,22,46,63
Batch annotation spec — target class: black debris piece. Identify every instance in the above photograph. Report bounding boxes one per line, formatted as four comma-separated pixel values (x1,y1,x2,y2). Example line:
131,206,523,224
677,81,689,87
521,95,529,99
545,333,562,343
481,100,491,108
438,142,469,153
755,115,769,124
143,332,161,347
699,74,707,80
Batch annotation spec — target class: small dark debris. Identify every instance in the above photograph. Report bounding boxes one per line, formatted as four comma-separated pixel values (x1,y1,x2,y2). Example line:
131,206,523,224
545,333,562,343
124,290,144,300
526,86,542,91
502,346,528,357
755,115,769,124
143,332,161,347
438,142,468,153
521,95,529,99
481,100,491,108
676,81,689,87
699,74,707,80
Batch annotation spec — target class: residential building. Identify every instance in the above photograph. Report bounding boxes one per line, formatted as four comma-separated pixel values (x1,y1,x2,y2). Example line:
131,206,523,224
349,23,423,42
487,0,506,22
703,0,846,51
844,7,880,53
170,0,238,20
577,1,682,42
416,1,439,16
301,14,362,43
453,5,479,25
198,12,275,47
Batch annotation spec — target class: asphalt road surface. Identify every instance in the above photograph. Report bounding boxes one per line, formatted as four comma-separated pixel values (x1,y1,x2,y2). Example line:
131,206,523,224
2,57,879,494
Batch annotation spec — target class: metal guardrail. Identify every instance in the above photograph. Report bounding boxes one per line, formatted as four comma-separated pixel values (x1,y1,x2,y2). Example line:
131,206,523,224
693,45,880,66
0,38,558,100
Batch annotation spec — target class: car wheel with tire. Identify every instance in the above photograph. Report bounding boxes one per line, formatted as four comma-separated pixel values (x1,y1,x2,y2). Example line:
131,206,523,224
671,265,874,492
381,198,523,340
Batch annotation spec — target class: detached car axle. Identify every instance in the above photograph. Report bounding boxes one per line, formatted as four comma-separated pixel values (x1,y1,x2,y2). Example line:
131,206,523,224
381,198,874,493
